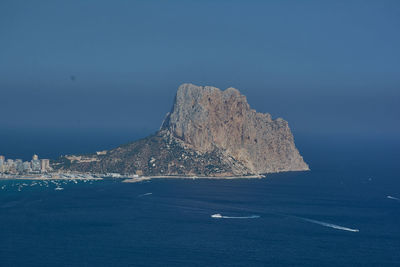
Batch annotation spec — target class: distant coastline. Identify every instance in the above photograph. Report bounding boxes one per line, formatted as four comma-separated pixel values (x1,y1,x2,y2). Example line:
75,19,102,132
0,173,265,181
122,174,266,183
0,172,102,180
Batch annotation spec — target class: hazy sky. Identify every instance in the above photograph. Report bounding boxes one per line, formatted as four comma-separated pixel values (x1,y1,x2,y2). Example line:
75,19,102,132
1,0,399,141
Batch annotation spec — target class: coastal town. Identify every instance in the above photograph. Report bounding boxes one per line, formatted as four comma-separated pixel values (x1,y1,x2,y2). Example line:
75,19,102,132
0,154,103,192
0,154,51,175
0,154,142,181
0,154,101,180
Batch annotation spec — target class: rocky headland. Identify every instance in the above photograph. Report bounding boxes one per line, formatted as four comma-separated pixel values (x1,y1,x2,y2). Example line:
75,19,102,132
52,83,309,177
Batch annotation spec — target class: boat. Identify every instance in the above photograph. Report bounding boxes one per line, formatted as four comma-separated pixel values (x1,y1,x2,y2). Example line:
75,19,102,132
54,186,64,191
211,213,223,218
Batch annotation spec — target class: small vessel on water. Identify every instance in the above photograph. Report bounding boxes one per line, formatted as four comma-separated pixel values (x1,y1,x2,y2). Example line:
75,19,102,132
54,186,64,191
211,213,260,219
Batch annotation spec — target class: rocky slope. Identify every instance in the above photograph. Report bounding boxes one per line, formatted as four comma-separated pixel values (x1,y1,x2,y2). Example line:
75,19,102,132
53,83,309,176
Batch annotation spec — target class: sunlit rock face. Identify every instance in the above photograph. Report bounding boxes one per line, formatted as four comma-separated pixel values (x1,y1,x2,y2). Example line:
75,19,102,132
161,83,309,174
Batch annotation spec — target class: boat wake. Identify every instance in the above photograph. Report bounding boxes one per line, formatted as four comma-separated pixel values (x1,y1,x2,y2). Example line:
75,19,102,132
138,193,152,197
211,213,260,219
387,196,400,201
298,217,359,232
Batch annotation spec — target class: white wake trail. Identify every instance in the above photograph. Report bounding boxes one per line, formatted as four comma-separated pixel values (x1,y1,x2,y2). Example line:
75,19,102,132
298,217,359,232
387,196,400,201
138,193,152,197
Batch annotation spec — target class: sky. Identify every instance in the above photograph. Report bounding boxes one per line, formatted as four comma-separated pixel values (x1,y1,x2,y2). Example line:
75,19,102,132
0,0,399,158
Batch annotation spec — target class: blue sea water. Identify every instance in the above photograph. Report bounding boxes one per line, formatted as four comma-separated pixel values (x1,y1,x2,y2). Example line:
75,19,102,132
0,134,400,266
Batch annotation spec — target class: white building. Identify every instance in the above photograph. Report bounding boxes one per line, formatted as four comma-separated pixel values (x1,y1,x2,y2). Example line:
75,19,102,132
41,159,50,172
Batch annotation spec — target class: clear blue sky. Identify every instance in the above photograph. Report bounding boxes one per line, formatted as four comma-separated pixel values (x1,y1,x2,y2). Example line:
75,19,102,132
1,0,399,140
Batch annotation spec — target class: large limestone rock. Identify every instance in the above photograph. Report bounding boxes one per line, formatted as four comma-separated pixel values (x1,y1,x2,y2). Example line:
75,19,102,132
53,83,308,176
161,83,309,174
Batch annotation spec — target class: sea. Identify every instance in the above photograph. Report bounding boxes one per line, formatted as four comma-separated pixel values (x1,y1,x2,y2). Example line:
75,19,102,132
0,133,399,266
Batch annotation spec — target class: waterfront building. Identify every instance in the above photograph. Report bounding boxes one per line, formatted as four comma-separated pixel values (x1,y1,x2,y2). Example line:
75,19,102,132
7,159,14,167
3,164,9,172
41,159,50,172
6,159,16,173
23,161,31,172
31,155,41,173
16,159,24,173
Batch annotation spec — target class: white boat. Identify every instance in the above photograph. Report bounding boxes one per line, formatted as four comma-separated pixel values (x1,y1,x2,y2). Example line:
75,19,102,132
54,186,64,191
211,213,223,218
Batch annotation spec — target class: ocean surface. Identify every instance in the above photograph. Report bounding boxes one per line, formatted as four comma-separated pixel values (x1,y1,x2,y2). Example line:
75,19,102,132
1,134,400,266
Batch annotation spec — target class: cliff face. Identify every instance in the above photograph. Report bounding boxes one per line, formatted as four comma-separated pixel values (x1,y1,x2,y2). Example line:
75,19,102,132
161,83,309,174
53,83,309,176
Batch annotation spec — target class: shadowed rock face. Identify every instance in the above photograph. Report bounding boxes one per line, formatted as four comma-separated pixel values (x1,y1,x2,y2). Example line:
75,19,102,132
53,83,308,176
161,83,309,174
